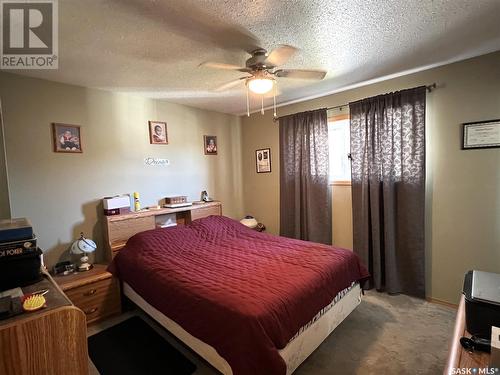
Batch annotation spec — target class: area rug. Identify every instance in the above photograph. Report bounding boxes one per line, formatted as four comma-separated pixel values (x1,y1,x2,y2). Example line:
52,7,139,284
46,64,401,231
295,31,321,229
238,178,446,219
88,316,196,375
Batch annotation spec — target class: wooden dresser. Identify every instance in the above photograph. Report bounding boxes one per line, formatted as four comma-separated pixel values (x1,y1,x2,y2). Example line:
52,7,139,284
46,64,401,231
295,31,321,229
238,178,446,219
103,201,222,260
0,273,88,375
52,264,121,325
445,295,490,374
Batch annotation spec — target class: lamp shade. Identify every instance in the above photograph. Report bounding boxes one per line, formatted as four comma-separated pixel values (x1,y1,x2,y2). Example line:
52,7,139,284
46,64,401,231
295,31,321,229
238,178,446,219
248,78,274,94
70,233,97,255
240,216,258,228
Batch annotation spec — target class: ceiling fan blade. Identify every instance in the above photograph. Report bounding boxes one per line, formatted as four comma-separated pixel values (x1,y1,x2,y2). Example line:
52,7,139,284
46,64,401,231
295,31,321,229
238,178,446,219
265,45,298,67
115,1,260,54
214,77,247,92
200,62,251,72
274,69,327,80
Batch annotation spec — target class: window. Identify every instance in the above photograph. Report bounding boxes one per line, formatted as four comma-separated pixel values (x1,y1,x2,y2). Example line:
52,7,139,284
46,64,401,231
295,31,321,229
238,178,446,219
328,117,351,181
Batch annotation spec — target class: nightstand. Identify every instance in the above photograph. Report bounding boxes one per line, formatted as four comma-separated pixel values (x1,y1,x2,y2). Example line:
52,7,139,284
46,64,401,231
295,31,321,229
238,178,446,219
53,264,121,324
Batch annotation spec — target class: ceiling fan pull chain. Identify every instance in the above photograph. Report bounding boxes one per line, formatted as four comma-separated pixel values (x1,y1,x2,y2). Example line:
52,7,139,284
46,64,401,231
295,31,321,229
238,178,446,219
246,85,250,117
273,83,277,118
261,95,264,115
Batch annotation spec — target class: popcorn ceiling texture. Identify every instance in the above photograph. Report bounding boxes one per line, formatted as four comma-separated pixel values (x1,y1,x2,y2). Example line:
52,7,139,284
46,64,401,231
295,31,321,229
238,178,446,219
13,0,500,114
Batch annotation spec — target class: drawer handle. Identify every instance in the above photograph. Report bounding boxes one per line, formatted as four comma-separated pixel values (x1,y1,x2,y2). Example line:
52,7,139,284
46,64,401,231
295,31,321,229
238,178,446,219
84,289,97,296
85,307,98,315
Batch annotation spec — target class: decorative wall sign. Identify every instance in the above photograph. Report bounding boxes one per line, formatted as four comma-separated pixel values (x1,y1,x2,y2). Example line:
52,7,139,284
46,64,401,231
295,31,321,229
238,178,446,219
204,135,217,155
52,123,82,153
256,148,271,173
149,121,168,144
144,157,170,166
462,119,500,149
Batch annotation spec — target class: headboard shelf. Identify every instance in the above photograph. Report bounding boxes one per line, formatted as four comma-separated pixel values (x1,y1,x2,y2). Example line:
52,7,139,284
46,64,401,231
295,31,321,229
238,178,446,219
103,201,222,260
105,201,222,222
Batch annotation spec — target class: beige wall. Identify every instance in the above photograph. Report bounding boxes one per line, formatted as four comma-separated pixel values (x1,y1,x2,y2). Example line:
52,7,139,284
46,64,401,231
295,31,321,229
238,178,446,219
0,72,243,268
0,100,10,219
241,51,500,304
1,52,499,304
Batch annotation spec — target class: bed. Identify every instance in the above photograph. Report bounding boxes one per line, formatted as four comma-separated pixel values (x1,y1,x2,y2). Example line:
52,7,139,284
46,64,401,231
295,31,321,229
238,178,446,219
109,215,369,375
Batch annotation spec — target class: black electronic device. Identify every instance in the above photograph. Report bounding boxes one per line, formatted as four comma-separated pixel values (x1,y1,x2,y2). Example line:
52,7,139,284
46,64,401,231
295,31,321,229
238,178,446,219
460,336,491,353
0,248,42,291
463,270,500,339
53,261,75,275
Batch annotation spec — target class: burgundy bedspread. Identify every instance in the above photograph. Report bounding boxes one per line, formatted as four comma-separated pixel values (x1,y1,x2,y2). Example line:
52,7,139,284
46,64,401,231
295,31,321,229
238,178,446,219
109,216,369,375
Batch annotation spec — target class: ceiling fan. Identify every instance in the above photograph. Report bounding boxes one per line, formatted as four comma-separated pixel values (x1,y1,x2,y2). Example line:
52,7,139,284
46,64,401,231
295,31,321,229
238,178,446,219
200,45,327,116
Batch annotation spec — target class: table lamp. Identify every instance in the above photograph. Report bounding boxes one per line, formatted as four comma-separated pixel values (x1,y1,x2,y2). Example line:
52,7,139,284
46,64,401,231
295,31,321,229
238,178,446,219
70,232,97,272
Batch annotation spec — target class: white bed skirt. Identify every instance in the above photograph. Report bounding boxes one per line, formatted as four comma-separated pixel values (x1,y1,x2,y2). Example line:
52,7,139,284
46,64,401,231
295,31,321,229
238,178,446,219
123,282,362,375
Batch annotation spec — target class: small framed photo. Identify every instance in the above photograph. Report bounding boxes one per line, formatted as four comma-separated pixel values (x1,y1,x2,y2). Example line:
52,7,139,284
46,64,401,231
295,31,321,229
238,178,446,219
256,148,271,173
52,123,82,153
149,121,168,144
204,135,217,155
462,119,500,149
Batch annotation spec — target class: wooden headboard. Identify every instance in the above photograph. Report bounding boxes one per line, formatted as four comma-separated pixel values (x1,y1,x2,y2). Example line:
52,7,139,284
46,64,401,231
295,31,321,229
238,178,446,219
102,201,222,260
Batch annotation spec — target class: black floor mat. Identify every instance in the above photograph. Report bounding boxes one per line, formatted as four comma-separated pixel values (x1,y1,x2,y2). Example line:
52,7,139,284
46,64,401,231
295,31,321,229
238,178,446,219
88,316,197,375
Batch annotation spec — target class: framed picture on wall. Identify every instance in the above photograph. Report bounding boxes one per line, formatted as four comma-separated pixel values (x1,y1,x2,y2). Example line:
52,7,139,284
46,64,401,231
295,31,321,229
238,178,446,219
52,123,82,153
462,119,500,149
149,121,168,144
204,135,217,155
256,148,271,173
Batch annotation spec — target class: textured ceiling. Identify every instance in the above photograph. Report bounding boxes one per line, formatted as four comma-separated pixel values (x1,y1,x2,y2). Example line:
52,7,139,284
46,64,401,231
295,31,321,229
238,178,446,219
10,0,500,115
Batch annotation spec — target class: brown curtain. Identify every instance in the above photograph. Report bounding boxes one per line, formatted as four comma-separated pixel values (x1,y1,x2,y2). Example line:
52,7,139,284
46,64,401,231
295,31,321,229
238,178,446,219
350,86,426,298
279,108,331,244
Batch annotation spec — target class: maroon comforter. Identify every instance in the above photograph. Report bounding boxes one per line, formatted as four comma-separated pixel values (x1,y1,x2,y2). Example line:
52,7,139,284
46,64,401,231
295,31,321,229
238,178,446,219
109,216,369,375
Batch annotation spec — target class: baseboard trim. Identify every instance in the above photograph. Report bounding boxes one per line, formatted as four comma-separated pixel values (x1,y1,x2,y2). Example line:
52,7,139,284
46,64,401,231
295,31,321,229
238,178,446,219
426,297,458,309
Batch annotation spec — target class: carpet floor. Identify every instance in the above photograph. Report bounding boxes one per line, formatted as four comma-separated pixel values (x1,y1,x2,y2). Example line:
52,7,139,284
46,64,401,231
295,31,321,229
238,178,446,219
88,290,456,375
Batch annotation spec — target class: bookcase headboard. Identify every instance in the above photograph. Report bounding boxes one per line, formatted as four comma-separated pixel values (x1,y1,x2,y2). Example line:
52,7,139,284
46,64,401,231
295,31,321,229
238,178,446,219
102,201,222,260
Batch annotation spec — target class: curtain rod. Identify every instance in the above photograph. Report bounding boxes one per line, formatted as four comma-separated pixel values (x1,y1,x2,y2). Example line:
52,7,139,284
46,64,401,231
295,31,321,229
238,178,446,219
273,83,437,122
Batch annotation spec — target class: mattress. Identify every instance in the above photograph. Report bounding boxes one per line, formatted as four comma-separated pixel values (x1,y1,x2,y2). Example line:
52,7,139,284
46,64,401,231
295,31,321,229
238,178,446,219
124,281,362,375
109,215,369,374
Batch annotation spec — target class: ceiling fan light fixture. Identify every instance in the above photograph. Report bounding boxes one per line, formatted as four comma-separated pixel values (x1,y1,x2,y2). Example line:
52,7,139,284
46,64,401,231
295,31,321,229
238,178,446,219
247,77,274,94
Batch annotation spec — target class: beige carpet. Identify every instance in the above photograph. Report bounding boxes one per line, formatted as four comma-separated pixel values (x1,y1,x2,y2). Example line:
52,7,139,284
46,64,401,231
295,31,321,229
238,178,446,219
88,290,456,375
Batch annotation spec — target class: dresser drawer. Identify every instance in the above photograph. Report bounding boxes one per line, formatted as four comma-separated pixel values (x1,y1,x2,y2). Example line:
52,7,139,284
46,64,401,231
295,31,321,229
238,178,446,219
79,299,120,324
66,277,121,324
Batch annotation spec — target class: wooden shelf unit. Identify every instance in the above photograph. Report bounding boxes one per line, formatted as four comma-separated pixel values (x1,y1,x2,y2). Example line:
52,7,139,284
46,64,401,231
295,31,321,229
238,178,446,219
103,201,222,259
